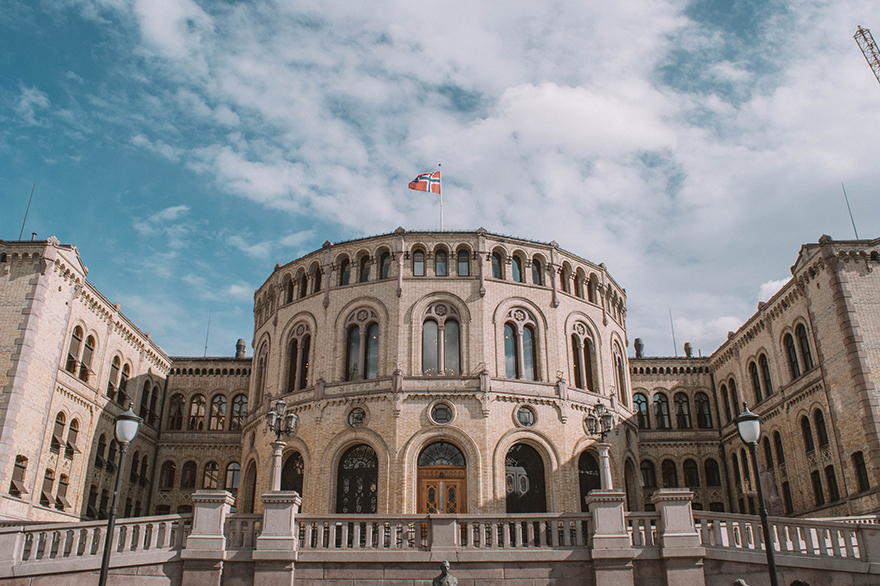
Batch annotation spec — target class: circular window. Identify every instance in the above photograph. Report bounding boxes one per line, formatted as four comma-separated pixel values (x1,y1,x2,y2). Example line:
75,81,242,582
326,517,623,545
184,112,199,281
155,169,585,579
516,406,535,427
348,407,367,428
431,403,452,424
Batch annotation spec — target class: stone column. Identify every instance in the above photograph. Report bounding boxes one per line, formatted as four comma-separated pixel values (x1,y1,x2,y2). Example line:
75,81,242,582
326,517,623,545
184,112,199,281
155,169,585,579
585,490,634,586
652,489,705,586
181,490,235,586
596,442,613,489
269,440,285,491
252,491,302,586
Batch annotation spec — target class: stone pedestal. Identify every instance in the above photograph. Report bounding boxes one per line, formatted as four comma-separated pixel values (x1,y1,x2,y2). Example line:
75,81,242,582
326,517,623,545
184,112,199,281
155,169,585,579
269,440,285,492
585,490,634,586
253,491,302,586
596,443,613,489
652,489,706,586
181,490,235,586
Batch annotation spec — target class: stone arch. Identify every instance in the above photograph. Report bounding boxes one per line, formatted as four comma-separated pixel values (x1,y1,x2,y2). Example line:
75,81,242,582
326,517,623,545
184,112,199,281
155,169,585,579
319,426,392,514
493,428,561,512
406,292,472,377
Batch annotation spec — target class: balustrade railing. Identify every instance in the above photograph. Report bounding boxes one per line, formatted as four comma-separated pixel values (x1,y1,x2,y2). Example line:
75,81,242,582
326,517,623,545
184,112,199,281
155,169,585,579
457,514,590,549
296,515,429,550
224,514,262,549
627,513,659,548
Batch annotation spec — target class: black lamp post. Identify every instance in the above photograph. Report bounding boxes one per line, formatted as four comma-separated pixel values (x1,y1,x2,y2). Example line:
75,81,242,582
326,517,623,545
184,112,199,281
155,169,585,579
98,407,142,586
734,403,779,586
584,402,614,442
265,398,298,491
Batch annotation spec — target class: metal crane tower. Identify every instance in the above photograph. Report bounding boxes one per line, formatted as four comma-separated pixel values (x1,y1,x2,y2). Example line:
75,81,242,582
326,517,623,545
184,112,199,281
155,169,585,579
855,26,880,85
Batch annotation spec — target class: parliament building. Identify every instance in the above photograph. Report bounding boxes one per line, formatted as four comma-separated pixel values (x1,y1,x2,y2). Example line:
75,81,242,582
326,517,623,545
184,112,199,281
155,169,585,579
2,229,880,524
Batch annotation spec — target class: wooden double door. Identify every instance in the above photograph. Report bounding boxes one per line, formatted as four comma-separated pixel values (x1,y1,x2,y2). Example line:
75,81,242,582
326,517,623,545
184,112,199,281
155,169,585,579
417,466,467,514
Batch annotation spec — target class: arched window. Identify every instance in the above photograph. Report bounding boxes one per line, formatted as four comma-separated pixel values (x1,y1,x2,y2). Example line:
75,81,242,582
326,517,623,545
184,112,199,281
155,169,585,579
281,452,304,494
511,256,523,283
108,441,118,471
505,443,546,513
95,434,107,468
741,449,751,485
118,364,130,405
570,323,595,391
413,250,425,276
107,356,121,400
559,267,569,293
721,384,731,422
140,456,149,484
209,395,227,430
79,335,95,382
661,460,678,488
140,381,151,420
130,452,141,482
243,461,257,514
168,394,185,430
65,419,79,459
614,345,628,406
230,394,247,431
150,386,159,425
435,250,447,276
784,333,800,379
379,252,392,279
749,361,763,403
531,257,542,285
502,308,538,380
51,412,65,453
422,302,460,376
731,452,741,484
56,474,70,511
729,379,739,416
801,415,815,453
336,444,378,514
634,393,650,429
640,460,657,488
814,409,829,448
287,323,312,391
797,324,814,371
695,392,712,428
181,461,197,490
312,265,322,293
683,459,699,488
760,354,773,396
705,459,721,486
457,249,470,277
255,345,268,399
66,326,82,373
491,252,503,279
774,431,786,465
225,463,240,492
188,395,206,431
574,271,585,298
203,462,220,489
588,276,598,303
338,258,350,286
578,452,601,511
345,309,380,381
159,461,175,490
763,437,774,469
653,393,671,429
284,277,294,303
359,256,371,282
299,274,308,298
674,393,692,429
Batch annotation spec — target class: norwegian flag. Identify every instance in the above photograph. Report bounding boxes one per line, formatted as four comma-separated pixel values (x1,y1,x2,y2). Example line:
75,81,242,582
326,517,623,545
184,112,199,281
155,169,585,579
408,170,441,194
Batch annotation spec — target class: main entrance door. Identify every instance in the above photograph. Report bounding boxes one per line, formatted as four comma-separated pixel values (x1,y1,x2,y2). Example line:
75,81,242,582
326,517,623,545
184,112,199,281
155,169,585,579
416,441,467,514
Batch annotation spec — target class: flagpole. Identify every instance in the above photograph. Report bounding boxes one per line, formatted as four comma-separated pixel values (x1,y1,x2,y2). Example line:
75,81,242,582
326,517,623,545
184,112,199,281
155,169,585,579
438,164,443,231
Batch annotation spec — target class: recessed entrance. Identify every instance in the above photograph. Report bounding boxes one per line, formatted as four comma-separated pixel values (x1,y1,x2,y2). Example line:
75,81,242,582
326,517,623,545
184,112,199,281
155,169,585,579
417,441,467,513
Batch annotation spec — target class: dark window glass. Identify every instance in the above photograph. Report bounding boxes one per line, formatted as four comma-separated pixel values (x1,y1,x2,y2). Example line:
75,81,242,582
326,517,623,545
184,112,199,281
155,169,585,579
188,395,206,430
705,459,721,486
336,444,378,514
683,459,699,488
512,256,523,282
695,393,712,428
640,460,657,488
413,251,425,276
339,259,350,286
226,463,240,491
750,362,763,403
732,453,741,484
505,443,547,513
784,334,800,379
854,452,870,492
517,406,535,427
774,431,786,465
107,356,120,399
444,320,460,376
797,324,814,371
811,470,825,506
159,462,175,490
763,437,774,469
281,453,304,494
578,452,601,511
814,410,829,448
729,379,739,416
181,461,197,490
380,253,392,279
760,354,773,395
504,323,518,379
79,335,95,382
674,393,692,429
431,404,451,424
653,394,670,429
572,335,582,389
801,416,815,453
457,250,469,276
491,252,502,279
825,466,840,501
634,393,649,429
782,482,793,514
740,449,750,482
312,268,321,293
203,462,219,489
721,384,731,422
299,335,311,388
661,460,678,488
287,338,299,392
359,256,370,283
435,251,447,276
531,258,542,285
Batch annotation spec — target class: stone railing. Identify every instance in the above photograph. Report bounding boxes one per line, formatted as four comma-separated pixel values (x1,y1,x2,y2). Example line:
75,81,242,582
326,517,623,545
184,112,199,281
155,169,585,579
626,512,659,548
0,514,190,578
297,515,429,551
224,514,262,549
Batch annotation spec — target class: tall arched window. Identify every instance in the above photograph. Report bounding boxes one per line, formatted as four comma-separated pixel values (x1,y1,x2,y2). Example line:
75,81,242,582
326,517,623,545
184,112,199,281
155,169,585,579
634,393,650,429
531,257,542,285
203,462,220,489
683,459,699,488
181,461,197,490
225,463,240,492
491,252,503,279
96,434,107,468
749,361,763,403
774,431,786,465
588,275,598,303
797,324,814,371
129,452,141,483
801,415,815,453
570,323,595,391
118,364,130,405
159,461,175,490
359,255,371,283
502,308,538,381
80,335,95,382
298,273,308,298
140,381,151,420
784,333,800,379
457,250,470,276
345,309,380,380
511,256,523,283
559,267,570,293
505,443,546,513
435,250,447,277
311,265,322,293
281,452,304,494
729,379,739,416
255,345,268,399
731,452,741,484
695,392,712,428
188,395,206,431
107,356,121,400
66,326,83,373
763,437,774,469
814,409,829,448
379,252,392,279
574,270,585,298
674,392,692,429
578,452,601,511
705,459,721,486
760,354,773,396
209,395,227,430
230,394,247,431
654,393,671,429
336,444,378,514
661,460,678,488
412,250,425,276
287,323,312,391
51,412,65,453
243,462,257,514
640,460,657,488
338,258,351,286
168,394,184,430
721,383,732,422
422,302,460,376
65,420,79,459
614,345,628,406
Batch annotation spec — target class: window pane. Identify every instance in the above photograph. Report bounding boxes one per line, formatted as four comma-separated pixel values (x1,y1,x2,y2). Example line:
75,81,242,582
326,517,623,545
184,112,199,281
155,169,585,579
457,251,469,276
436,251,447,276
380,254,391,279
511,257,522,282
443,320,460,375
422,320,438,376
413,251,425,276
347,327,361,380
299,335,310,389
492,254,501,279
504,324,517,379
340,260,350,286
532,259,542,285
522,326,536,381
366,324,379,379
360,258,370,282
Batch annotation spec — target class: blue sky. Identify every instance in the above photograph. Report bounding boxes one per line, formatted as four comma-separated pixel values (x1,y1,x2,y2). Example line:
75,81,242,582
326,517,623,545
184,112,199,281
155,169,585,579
2,0,880,358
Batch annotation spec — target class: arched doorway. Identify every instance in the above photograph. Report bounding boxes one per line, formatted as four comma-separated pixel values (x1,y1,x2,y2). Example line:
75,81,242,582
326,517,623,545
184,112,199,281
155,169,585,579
505,443,546,513
242,461,257,514
281,451,304,495
578,451,601,511
417,441,467,513
624,459,638,511
335,444,378,514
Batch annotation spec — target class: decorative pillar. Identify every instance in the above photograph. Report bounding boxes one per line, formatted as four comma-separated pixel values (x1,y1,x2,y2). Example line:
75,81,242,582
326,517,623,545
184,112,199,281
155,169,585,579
585,490,634,586
270,440,285,491
253,491,302,586
596,442,613,489
652,489,705,586
181,490,235,586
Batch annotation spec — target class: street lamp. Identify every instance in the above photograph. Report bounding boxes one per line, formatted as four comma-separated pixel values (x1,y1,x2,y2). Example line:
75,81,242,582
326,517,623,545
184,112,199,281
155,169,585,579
735,403,779,586
265,398,298,491
584,402,615,489
98,407,142,586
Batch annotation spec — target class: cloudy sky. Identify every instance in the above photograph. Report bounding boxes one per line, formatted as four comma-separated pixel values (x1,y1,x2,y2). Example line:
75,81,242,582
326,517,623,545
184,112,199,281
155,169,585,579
2,0,880,358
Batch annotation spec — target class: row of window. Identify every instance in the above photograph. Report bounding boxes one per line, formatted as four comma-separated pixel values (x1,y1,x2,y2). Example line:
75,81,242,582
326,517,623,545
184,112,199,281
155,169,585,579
157,460,240,492
166,393,248,431
633,392,713,430
9,456,72,512
639,458,723,490
85,484,143,519
50,412,80,459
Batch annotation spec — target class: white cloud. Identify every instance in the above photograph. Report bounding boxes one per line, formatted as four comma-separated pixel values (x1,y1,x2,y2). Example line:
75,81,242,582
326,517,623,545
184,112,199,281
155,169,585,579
759,278,789,303
15,84,50,126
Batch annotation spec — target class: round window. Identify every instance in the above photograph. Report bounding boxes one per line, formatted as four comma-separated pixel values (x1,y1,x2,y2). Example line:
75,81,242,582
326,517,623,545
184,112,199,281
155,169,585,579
348,407,366,428
431,403,452,424
516,406,535,427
